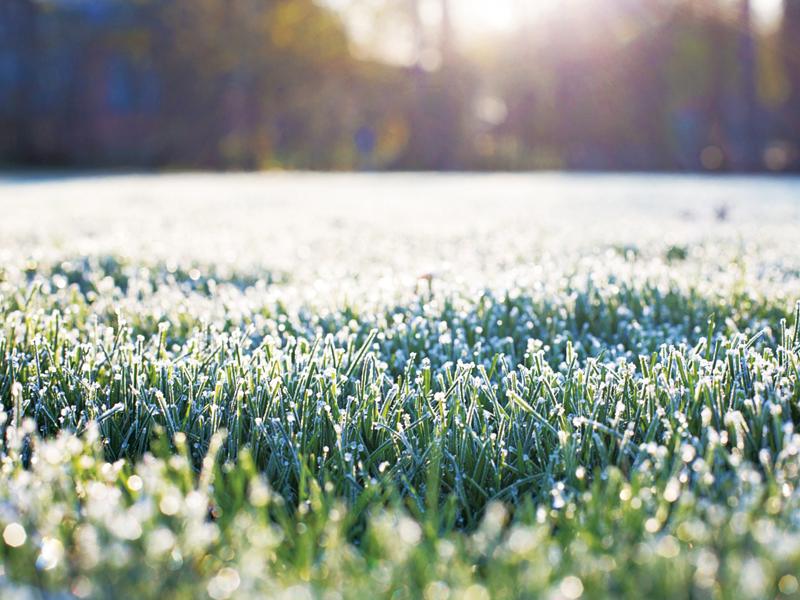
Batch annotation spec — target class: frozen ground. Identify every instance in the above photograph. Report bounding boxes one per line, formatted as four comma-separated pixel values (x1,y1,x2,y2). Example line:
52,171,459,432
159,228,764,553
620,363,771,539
2,171,799,274
1,172,800,598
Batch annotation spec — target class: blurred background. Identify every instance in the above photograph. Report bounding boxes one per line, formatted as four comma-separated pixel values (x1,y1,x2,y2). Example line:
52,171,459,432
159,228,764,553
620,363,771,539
0,0,798,172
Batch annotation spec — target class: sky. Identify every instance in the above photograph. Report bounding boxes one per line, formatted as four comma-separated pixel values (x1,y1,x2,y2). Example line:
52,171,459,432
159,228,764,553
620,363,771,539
323,0,785,65
449,0,783,34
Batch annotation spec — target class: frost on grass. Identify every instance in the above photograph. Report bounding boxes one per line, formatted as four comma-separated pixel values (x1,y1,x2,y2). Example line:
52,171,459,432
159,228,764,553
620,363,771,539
0,175,799,598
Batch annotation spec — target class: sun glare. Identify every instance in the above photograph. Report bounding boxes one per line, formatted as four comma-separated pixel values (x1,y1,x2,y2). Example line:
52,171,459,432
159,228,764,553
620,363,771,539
453,0,519,33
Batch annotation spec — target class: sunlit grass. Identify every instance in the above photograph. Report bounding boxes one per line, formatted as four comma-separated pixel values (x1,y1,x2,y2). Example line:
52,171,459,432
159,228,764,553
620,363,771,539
1,175,800,598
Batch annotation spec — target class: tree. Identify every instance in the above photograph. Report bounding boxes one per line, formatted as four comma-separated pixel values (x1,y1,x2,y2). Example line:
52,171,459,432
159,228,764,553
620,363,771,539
782,0,800,167
738,0,760,170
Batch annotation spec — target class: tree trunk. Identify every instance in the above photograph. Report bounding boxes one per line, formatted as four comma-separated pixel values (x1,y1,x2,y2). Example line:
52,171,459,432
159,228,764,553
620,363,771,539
783,0,800,168
738,0,760,170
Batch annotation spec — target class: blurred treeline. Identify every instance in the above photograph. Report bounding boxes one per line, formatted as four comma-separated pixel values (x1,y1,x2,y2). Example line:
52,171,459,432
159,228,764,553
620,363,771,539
1,0,799,171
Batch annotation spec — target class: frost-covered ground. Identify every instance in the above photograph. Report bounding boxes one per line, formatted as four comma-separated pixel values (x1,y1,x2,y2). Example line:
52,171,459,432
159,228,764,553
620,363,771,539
0,173,799,599
3,173,799,313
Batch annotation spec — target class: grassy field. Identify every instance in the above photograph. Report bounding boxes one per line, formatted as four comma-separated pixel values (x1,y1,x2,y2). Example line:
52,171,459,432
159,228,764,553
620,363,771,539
1,174,800,599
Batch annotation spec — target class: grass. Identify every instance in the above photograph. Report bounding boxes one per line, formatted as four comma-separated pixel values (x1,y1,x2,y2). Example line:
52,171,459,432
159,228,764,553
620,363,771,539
1,174,800,598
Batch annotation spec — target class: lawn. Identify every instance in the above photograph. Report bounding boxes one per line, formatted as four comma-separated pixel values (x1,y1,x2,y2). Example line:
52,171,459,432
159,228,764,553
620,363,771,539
1,174,799,599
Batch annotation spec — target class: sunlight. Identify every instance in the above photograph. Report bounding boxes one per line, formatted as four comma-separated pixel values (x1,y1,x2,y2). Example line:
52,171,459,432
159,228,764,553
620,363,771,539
452,0,519,33
330,0,783,68
754,0,783,26
450,0,785,33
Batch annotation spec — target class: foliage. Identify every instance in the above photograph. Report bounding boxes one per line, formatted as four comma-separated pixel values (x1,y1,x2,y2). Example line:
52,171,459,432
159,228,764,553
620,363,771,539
2,0,799,170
